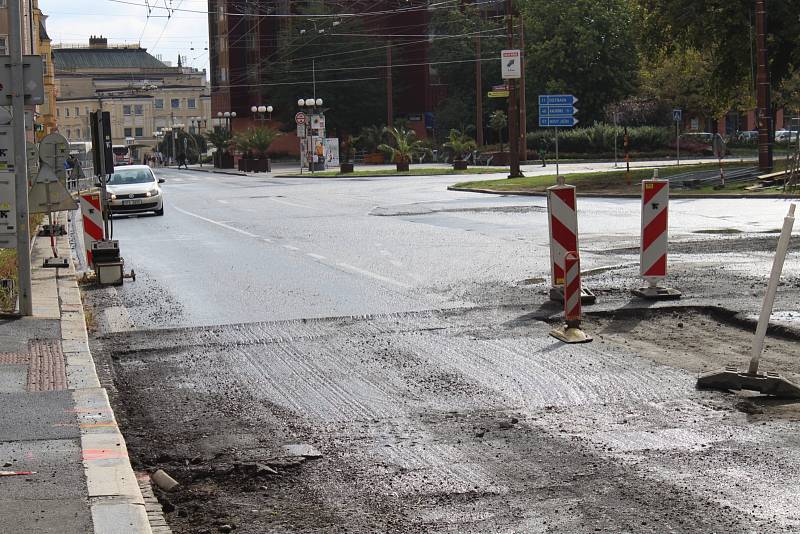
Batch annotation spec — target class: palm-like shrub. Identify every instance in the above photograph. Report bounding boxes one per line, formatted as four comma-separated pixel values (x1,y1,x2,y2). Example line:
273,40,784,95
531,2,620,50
233,127,282,159
378,127,428,170
442,129,477,165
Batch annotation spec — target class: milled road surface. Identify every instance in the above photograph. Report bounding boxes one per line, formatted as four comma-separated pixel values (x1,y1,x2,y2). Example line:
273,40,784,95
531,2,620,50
80,168,800,532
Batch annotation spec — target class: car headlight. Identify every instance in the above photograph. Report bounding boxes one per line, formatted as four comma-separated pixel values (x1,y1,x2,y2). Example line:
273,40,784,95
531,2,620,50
145,188,159,197
109,194,117,200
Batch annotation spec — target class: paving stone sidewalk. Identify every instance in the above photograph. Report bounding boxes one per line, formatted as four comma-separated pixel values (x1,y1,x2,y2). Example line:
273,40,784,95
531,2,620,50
0,218,152,533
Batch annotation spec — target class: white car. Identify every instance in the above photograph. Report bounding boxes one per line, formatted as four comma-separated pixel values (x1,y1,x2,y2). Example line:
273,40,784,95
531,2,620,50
106,165,165,216
775,130,798,143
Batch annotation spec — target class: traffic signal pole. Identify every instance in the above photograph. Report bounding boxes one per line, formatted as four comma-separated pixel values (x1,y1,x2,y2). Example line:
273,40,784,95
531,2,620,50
10,0,32,316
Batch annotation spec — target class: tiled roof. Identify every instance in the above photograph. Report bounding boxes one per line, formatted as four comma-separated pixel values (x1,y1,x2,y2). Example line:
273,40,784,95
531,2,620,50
53,48,169,71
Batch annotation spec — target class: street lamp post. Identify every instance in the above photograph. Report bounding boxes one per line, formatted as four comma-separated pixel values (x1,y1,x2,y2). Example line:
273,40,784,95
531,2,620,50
216,111,237,133
297,98,325,173
250,105,273,124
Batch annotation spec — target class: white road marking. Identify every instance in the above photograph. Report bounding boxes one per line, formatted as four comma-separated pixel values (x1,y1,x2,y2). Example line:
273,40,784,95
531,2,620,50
283,245,300,251
336,262,411,289
307,253,326,260
269,197,316,210
173,206,259,238
261,237,273,243
217,199,230,204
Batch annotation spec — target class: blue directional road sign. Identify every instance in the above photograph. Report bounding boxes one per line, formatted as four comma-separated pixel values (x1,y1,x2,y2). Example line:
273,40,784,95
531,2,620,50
538,94,579,128
539,106,578,116
539,94,578,106
539,116,580,127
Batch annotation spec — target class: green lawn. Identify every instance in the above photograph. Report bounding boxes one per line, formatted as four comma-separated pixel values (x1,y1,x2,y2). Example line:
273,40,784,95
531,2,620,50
302,167,509,177
452,161,789,195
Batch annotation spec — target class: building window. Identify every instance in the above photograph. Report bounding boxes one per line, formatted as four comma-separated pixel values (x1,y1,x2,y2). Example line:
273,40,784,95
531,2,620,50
134,104,144,116
220,67,228,82
76,128,81,139
123,105,132,116
187,98,196,109
66,129,71,138
42,54,47,74
56,108,60,117
65,108,70,117
0,1,6,7
75,107,80,116
85,107,90,115
124,128,132,137
0,36,6,56
171,98,180,109
154,99,163,109
135,127,143,137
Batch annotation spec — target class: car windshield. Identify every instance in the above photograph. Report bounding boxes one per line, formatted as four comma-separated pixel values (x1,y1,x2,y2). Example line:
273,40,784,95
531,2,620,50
108,169,155,185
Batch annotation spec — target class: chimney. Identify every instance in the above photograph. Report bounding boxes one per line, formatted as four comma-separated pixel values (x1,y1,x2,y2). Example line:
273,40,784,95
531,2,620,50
89,35,108,48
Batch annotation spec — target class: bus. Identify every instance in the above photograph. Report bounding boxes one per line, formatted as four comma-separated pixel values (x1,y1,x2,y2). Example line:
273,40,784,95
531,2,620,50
112,145,132,166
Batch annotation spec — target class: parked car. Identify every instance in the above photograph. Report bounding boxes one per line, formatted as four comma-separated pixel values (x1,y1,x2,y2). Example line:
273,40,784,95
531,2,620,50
105,165,165,216
737,130,758,143
775,129,799,143
680,132,714,144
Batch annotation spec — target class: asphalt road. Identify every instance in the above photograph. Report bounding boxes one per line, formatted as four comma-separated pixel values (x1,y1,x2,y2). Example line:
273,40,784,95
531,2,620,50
81,167,800,533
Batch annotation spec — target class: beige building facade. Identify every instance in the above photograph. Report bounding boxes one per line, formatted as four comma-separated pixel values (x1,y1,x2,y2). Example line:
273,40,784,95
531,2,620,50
54,36,210,159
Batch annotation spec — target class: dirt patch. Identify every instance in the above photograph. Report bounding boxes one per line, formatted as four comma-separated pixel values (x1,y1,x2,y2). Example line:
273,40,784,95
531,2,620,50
587,308,800,420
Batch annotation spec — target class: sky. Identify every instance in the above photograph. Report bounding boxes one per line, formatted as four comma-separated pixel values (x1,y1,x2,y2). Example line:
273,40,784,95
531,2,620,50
39,0,210,73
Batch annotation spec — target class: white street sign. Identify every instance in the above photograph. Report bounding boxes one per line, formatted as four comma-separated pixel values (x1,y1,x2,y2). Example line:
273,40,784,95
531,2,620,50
0,126,15,244
0,56,44,105
501,49,521,79
297,124,306,138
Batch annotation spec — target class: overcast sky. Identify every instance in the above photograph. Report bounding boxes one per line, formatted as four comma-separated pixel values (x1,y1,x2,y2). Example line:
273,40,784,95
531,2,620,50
39,0,210,73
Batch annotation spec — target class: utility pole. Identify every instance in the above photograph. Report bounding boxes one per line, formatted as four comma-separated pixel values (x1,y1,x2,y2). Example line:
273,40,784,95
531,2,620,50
755,0,772,172
506,0,522,178
10,0,32,316
475,34,483,146
518,17,526,162
386,42,393,128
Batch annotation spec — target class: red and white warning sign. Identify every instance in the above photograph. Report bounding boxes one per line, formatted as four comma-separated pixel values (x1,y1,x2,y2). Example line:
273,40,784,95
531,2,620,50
640,177,669,279
564,251,581,323
634,171,681,299
295,112,307,125
80,192,104,268
547,184,579,287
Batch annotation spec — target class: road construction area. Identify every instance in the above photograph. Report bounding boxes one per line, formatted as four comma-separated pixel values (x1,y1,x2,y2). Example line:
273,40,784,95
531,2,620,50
78,167,800,533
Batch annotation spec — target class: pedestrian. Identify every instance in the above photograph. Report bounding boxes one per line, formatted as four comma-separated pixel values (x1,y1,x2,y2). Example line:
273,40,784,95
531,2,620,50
178,153,188,170
539,138,547,167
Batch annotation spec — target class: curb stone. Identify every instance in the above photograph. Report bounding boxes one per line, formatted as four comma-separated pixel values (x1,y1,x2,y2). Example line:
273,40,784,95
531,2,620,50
54,222,153,534
446,185,798,200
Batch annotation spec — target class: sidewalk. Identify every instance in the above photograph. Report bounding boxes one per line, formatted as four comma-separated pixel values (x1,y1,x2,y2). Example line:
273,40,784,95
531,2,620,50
0,215,152,533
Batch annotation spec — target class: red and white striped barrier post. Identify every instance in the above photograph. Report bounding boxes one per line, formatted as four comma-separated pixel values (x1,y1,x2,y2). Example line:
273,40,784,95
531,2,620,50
550,251,592,343
80,191,104,269
633,170,681,299
546,183,595,303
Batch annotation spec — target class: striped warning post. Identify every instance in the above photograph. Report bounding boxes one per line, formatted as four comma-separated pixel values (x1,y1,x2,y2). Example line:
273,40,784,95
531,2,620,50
634,171,681,299
546,184,595,303
80,192,104,268
550,251,592,343
564,252,581,323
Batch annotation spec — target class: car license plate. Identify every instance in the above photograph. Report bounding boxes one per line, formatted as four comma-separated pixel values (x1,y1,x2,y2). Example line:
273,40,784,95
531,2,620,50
122,199,142,206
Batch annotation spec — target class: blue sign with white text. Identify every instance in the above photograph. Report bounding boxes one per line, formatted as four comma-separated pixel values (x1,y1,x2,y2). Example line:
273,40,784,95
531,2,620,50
539,116,580,127
538,94,578,106
539,105,578,116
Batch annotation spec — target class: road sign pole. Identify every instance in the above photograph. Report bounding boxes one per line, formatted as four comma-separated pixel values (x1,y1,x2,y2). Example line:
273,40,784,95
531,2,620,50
505,0,522,179
555,126,560,183
676,120,680,166
9,0,32,315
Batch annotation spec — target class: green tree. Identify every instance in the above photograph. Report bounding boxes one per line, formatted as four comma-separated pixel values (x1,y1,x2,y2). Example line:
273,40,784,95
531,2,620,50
489,110,507,151
233,127,282,159
442,128,477,163
522,0,640,124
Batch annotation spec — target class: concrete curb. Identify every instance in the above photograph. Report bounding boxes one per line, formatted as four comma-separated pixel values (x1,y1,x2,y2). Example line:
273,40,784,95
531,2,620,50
53,220,152,534
446,185,799,200
181,166,246,176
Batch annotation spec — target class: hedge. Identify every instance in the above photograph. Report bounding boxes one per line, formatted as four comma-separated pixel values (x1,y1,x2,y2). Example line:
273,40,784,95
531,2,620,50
527,123,672,153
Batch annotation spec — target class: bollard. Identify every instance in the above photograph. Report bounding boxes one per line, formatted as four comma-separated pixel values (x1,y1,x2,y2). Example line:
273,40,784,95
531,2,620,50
80,191,104,269
546,183,595,304
550,251,593,344
633,169,681,299
697,204,799,398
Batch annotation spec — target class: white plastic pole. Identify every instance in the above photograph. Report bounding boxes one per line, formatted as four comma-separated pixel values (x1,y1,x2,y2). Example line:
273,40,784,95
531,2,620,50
748,204,796,374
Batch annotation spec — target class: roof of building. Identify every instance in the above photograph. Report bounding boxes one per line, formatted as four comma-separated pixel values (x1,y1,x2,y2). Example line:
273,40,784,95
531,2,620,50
53,48,169,71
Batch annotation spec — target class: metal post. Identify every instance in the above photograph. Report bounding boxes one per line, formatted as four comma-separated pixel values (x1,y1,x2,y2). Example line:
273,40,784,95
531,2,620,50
518,17,526,163
10,0,32,315
676,120,680,165
386,44,393,128
748,204,795,375
613,113,618,168
555,126,560,183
